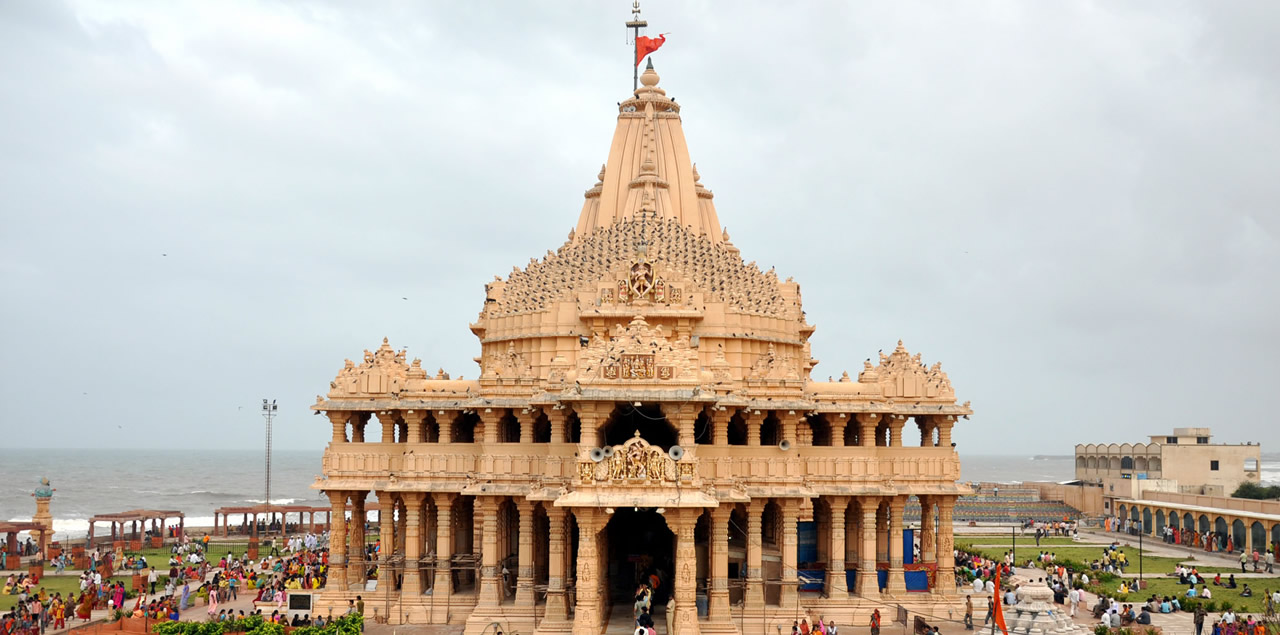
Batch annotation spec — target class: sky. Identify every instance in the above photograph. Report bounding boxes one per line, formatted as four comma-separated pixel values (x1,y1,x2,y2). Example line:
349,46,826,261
1,1,1277,454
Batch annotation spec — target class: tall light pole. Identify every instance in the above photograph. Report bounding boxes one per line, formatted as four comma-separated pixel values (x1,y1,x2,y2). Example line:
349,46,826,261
262,399,278,509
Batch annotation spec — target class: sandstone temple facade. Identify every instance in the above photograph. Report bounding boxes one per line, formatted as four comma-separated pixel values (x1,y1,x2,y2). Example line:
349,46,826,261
312,61,973,635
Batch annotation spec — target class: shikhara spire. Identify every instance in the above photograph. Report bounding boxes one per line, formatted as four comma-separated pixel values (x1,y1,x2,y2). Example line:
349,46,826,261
575,62,723,243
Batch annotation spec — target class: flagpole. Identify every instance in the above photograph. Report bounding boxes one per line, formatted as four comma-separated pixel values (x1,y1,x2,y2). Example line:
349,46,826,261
627,1,647,91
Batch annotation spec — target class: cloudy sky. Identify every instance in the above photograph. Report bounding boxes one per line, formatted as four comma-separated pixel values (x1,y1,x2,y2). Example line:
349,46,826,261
2,1,1277,455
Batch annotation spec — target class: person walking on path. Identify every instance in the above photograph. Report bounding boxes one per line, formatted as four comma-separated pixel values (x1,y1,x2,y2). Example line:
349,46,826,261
1193,604,1207,635
964,595,973,630
985,595,994,625
870,609,881,635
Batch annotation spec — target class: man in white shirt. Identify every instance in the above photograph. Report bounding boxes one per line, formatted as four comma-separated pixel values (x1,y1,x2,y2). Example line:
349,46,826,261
1068,588,1079,616
1222,610,1235,624
973,578,984,593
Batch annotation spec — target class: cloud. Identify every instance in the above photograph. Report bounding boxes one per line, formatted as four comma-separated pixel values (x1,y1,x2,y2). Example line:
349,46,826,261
0,0,1276,455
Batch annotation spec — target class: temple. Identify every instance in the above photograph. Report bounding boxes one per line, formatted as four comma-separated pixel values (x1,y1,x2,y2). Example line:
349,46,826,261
311,52,973,635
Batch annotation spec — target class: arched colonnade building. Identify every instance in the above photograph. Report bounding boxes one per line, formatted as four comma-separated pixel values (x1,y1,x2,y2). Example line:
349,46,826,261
311,62,973,635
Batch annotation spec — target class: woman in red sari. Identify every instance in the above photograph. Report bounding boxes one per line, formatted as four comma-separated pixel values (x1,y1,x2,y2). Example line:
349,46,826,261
76,591,94,621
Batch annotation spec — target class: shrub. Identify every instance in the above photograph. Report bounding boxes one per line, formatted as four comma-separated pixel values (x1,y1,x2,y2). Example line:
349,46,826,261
1204,601,1217,613
1219,601,1233,612
1094,625,1111,635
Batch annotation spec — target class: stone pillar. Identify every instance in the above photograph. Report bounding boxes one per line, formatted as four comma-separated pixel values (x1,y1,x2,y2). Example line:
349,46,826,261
398,494,422,596
919,418,934,447
830,415,848,447
548,409,567,444
403,410,427,444
328,412,349,444
480,409,502,444
936,497,956,593
857,498,879,597
326,491,348,586
888,415,906,447
709,505,731,620
919,496,936,565
351,413,369,443
827,496,849,596
744,409,765,446
376,492,396,601
672,509,700,635
438,412,453,444
519,410,535,445
476,497,502,606
545,506,569,622
571,510,601,635
349,494,367,586
673,406,697,449
711,408,730,446
378,412,396,443
938,420,954,447
431,493,455,623
780,499,800,608
780,411,799,446
856,413,880,448
887,496,906,594
515,499,536,607
745,499,765,607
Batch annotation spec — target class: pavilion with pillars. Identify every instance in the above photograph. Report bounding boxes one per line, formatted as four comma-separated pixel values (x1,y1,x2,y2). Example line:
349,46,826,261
311,56,972,635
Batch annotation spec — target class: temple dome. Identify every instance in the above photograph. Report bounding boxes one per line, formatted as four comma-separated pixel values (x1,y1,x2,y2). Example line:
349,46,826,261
575,62,722,243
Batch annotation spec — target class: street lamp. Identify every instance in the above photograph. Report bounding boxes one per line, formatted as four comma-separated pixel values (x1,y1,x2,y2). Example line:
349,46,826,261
262,399,278,508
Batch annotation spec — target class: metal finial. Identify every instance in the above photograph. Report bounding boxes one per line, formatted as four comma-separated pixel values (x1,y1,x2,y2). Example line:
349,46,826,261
632,0,641,18
646,57,654,71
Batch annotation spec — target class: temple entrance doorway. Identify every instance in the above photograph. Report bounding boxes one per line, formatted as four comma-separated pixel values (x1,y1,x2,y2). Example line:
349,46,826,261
605,508,675,609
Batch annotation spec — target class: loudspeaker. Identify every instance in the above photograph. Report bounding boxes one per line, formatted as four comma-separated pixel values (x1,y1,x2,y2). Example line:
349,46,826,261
602,446,615,458
668,445,685,461
589,448,606,463
778,440,792,451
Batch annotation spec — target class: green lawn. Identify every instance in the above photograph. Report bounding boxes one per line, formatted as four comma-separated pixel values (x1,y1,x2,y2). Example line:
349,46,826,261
0,575,131,611
1094,575,1280,616
960,544,1232,577
956,535,1084,547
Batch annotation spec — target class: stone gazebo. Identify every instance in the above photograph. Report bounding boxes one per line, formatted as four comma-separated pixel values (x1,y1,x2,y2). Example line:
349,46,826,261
309,52,972,635
87,509,184,549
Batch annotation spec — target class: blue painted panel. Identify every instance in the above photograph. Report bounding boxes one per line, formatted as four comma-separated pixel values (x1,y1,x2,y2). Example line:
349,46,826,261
905,570,929,591
798,521,818,564
846,568,857,589
799,569,824,591
903,528,915,565
876,569,887,590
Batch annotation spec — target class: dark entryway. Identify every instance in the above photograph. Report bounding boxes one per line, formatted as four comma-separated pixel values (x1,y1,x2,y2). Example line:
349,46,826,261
605,508,675,604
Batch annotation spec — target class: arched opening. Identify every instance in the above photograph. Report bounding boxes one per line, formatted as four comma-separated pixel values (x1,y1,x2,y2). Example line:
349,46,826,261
1076,456,1087,470
602,404,677,450
1183,513,1195,533
808,415,832,447
499,411,521,443
1155,510,1165,535
1272,524,1280,554
1109,456,1121,471
530,412,552,443
452,412,479,443
843,419,859,446
1198,515,1210,534
1086,456,1098,470
1121,456,1134,470
567,412,582,444
452,496,477,591
1231,519,1245,552
694,411,712,445
1214,517,1228,550
1134,456,1148,472
727,412,747,446
605,508,674,604
1142,508,1152,534
1148,457,1162,474
760,414,781,447
498,499,519,601
1118,505,1127,522
1251,521,1266,556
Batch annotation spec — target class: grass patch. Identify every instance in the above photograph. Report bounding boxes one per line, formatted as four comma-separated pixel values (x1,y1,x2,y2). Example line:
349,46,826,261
1095,576,1280,616
0,575,132,612
960,544,1231,578
956,536,1082,547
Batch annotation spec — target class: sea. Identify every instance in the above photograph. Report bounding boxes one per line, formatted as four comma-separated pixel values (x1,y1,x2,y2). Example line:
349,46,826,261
3,449,1278,542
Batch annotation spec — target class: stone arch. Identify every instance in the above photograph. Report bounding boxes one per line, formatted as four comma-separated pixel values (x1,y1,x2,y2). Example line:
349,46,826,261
1121,456,1134,470
1251,521,1266,554
498,410,521,443
1198,515,1210,534
1148,457,1162,473
1134,456,1148,472
1231,518,1246,551
531,410,552,443
452,411,480,443
1076,456,1087,470
760,413,781,447
1086,456,1098,470
727,411,747,446
1155,510,1165,534
1118,504,1127,520
1214,517,1229,549
1183,513,1195,532
1130,506,1140,523
1109,456,1122,471
1272,524,1280,553
601,403,677,450
1120,443,1133,455
1142,508,1152,534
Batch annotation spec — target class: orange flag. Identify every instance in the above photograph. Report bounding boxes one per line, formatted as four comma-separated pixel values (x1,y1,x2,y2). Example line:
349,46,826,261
993,567,1009,635
636,34,666,66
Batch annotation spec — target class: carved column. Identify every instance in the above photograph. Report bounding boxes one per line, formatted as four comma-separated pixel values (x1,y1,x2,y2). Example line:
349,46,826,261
919,495,936,565
437,412,453,444
430,493,455,623
673,405,698,449
545,506,569,622
936,497,956,593
886,496,906,594
519,410,535,445
709,505,731,620
830,415,848,447
349,494,367,586
745,499,765,607
919,418,935,447
856,413,880,448
827,496,849,596
780,499,800,608
673,509,700,635
744,409,765,446
326,491,348,586
571,509,601,635
328,412,349,444
515,499,536,607
938,419,954,447
710,408,730,446
547,409,567,444
402,493,424,596
351,413,370,443
780,411,800,446
376,492,396,601
888,415,906,447
403,410,427,444
480,409,502,444
857,498,879,597
378,412,396,443
477,497,502,606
